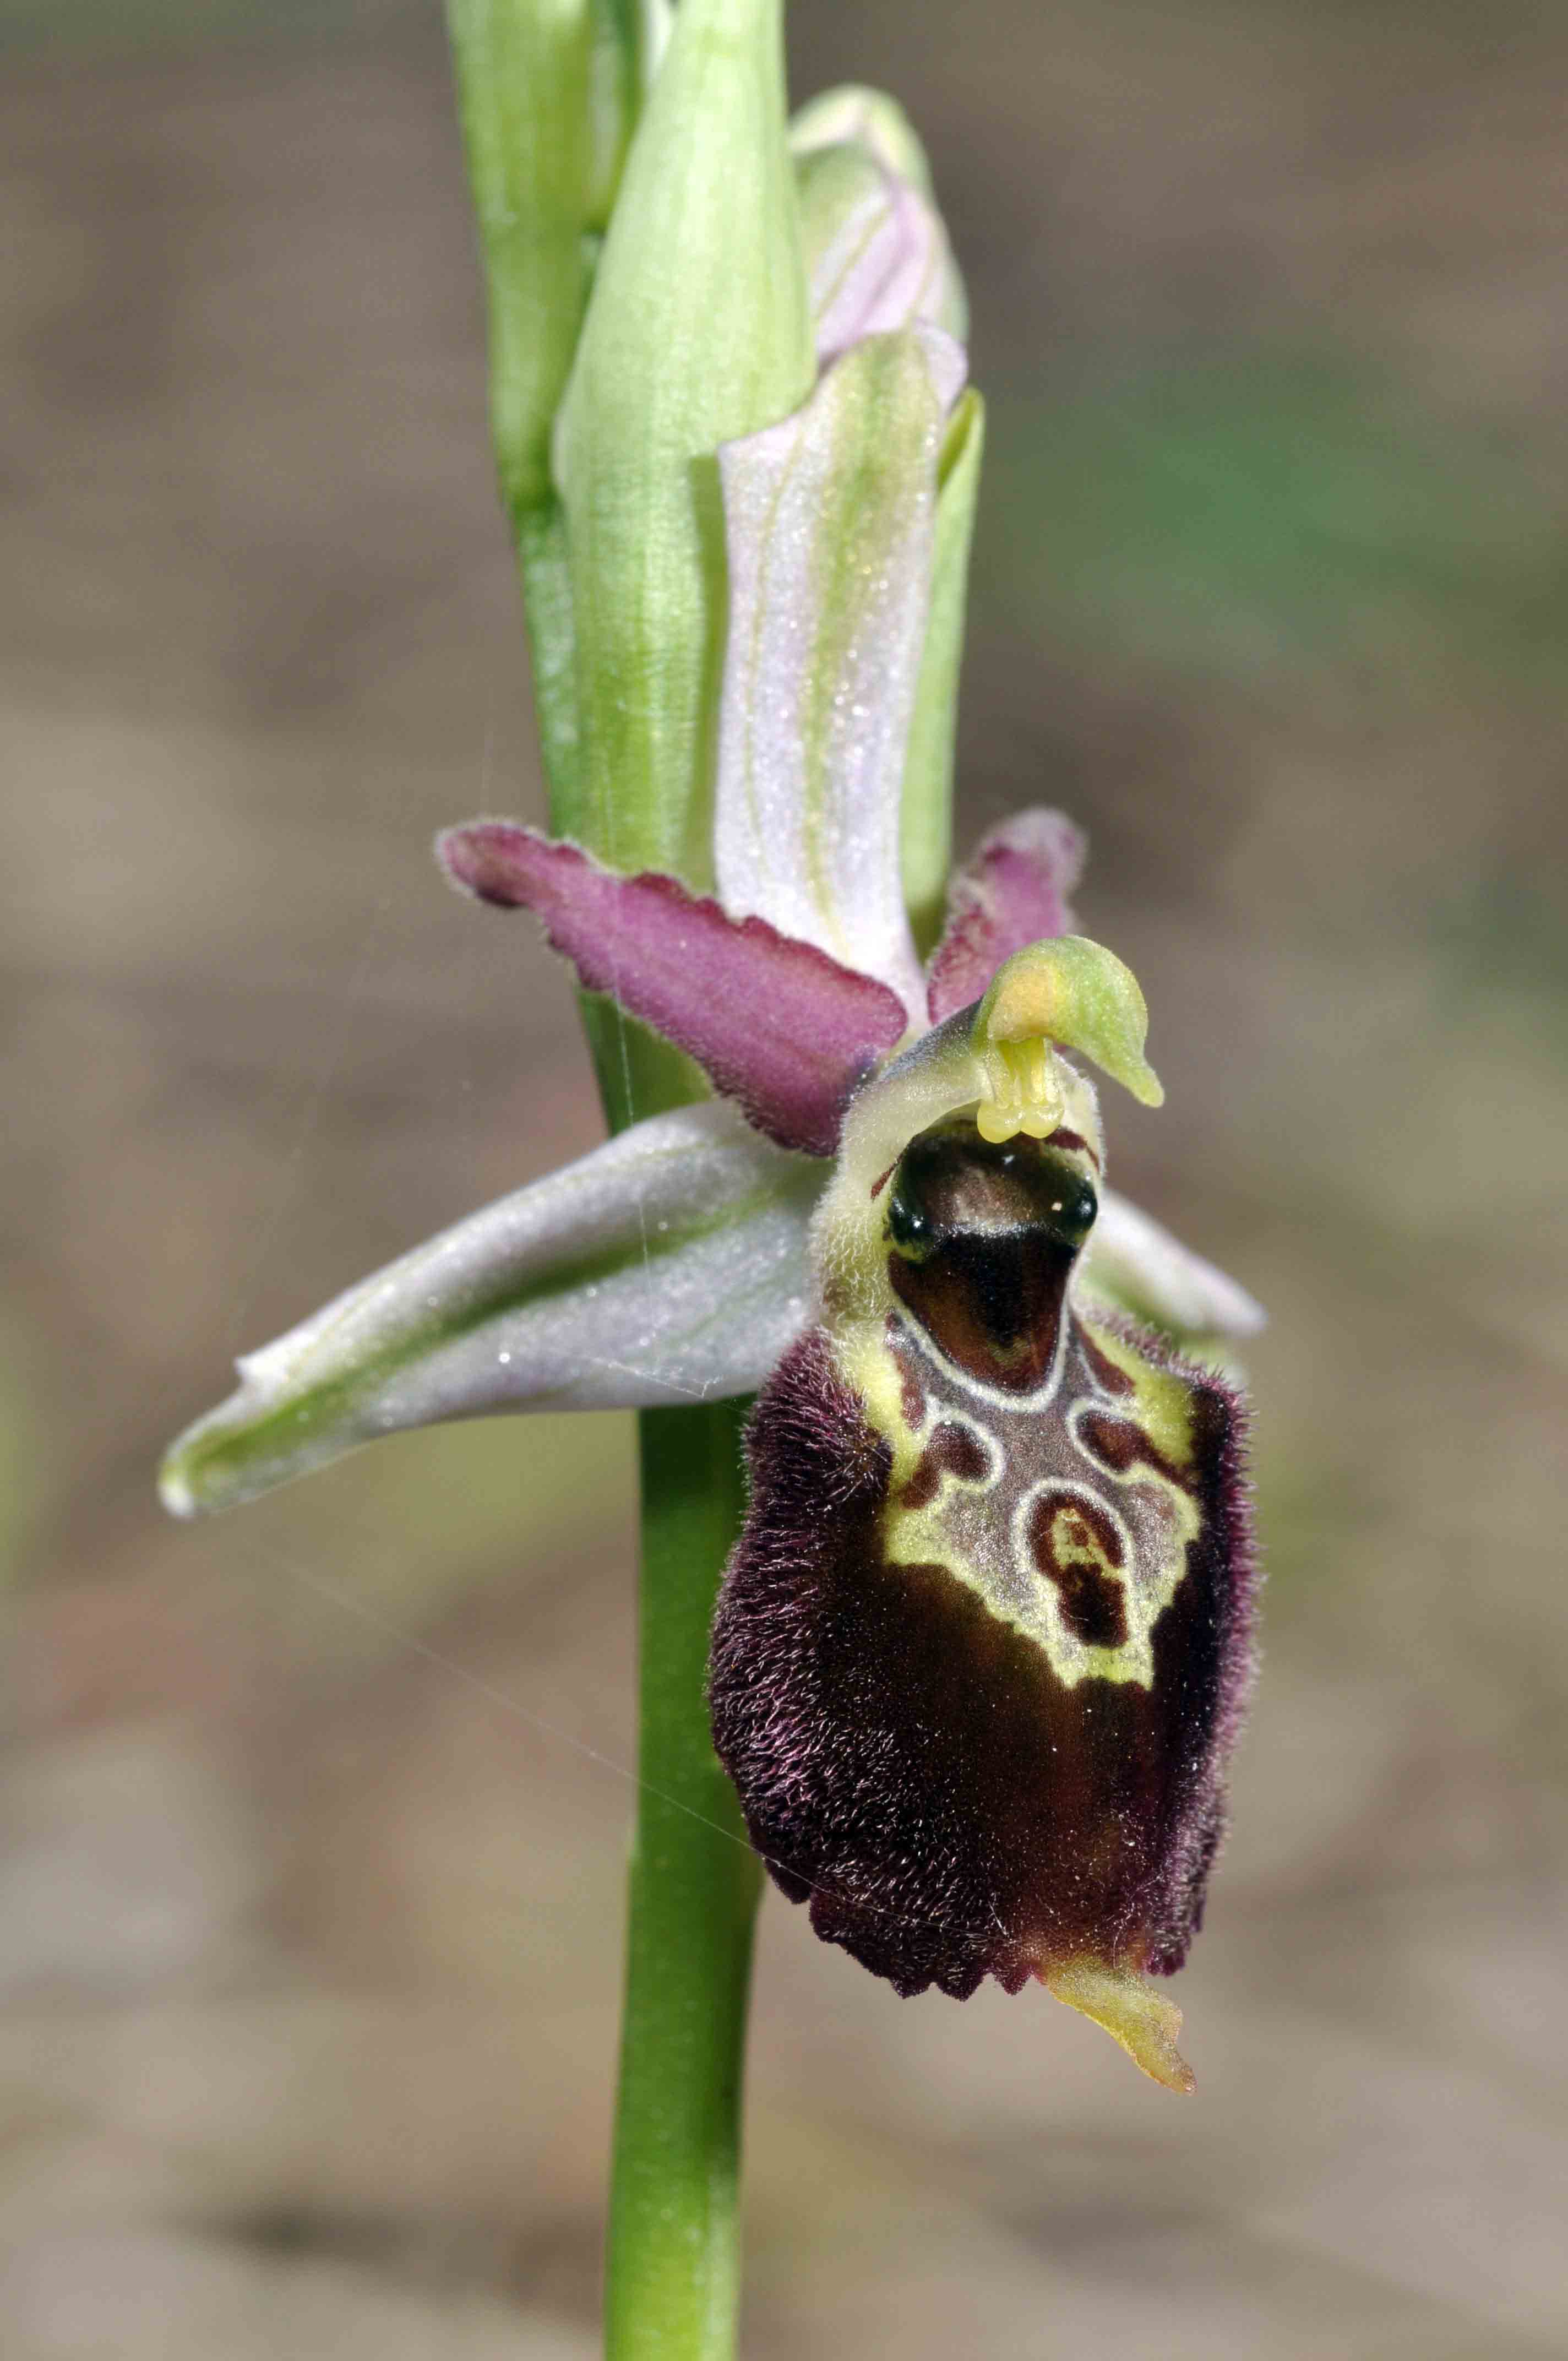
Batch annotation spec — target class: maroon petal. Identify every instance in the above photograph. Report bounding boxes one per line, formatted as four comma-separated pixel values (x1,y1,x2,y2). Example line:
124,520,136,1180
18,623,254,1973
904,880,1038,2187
709,1107,1257,2086
438,822,908,1156
710,1306,1255,2036
926,807,1086,1024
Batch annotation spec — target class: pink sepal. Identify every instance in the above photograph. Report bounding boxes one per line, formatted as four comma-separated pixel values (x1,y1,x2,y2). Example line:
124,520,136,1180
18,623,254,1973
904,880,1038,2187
926,808,1086,1023
439,822,909,1157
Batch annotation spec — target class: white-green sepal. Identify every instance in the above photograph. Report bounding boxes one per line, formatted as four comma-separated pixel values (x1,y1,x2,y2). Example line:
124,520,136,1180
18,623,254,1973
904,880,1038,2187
1080,1188,1266,1342
161,1105,820,1518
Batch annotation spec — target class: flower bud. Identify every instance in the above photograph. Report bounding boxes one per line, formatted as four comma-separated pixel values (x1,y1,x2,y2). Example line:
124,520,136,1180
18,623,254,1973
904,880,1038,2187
790,83,941,197
793,132,967,361
447,0,635,526
448,0,660,807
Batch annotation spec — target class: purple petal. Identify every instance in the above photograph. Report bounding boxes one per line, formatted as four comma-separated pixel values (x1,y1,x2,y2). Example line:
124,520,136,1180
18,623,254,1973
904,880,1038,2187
439,822,908,1157
925,808,1086,1024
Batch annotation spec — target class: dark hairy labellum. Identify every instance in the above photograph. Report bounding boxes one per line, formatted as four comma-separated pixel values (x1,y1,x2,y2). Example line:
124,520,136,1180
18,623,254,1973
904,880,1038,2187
710,1118,1257,2090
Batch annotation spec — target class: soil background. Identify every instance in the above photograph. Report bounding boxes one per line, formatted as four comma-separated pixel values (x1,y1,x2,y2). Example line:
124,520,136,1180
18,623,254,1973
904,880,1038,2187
3,2,1566,2353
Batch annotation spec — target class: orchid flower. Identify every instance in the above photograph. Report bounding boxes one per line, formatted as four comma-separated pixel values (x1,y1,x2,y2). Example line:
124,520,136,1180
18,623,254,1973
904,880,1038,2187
162,87,1260,2095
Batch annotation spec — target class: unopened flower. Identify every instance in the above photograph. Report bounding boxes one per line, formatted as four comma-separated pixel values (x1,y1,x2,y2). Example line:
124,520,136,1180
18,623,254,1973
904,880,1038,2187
162,93,1260,2092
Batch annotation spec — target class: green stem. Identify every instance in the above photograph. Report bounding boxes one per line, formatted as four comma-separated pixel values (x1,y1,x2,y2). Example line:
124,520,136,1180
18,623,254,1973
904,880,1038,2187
587,1003,756,2361
607,1397,762,2361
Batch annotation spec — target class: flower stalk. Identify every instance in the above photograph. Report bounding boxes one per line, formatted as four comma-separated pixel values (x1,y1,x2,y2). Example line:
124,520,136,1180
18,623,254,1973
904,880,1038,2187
609,1400,761,2361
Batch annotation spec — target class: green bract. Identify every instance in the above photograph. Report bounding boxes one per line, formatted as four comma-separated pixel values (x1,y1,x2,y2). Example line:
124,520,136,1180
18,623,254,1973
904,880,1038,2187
448,0,623,526
447,0,657,809
553,0,815,884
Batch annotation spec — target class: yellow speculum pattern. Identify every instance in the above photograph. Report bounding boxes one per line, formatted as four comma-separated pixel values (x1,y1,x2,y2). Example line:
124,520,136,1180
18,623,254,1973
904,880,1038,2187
830,1295,1206,2095
835,1303,1204,1695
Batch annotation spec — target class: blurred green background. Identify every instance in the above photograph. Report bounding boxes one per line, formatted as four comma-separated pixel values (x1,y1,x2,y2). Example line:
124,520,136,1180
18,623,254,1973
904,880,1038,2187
3,1,1566,2353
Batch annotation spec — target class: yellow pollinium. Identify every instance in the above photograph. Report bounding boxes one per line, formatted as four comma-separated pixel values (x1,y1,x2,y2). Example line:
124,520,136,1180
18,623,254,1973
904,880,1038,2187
971,935,1164,1142
974,1037,1064,1143
1041,1956,1196,2094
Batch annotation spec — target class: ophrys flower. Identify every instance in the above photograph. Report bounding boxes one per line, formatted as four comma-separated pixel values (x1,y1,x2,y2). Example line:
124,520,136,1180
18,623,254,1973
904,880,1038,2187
161,105,1260,2092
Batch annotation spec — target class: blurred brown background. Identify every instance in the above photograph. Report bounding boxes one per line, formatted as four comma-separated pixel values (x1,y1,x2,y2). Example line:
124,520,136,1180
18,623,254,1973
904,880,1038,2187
3,1,1567,2353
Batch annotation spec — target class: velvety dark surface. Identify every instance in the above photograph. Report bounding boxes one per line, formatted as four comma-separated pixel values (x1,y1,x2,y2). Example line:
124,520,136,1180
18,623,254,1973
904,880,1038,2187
710,1320,1252,1998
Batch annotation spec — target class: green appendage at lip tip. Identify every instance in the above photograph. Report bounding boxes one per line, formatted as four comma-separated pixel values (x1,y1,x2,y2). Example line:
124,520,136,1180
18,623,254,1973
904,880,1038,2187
1042,1957,1195,2094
